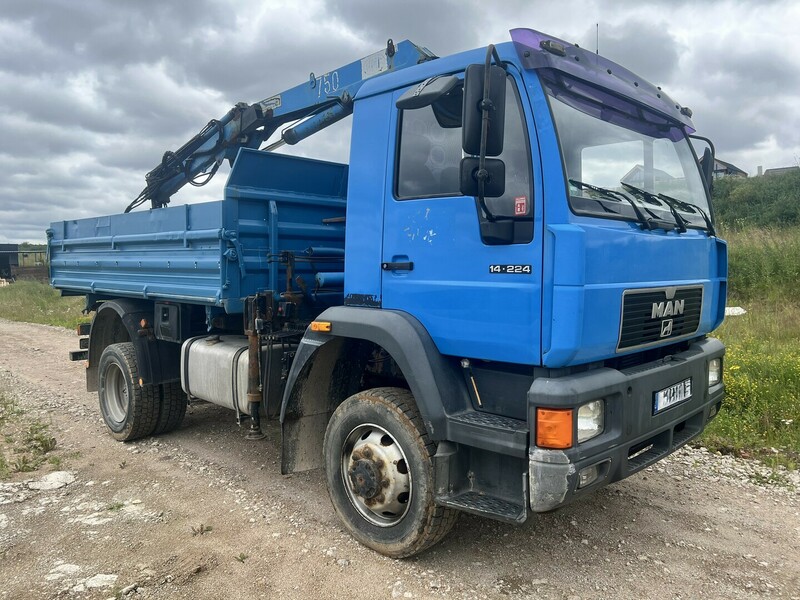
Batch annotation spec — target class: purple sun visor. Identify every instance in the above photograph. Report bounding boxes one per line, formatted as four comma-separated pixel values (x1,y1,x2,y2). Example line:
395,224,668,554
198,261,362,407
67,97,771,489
510,28,695,133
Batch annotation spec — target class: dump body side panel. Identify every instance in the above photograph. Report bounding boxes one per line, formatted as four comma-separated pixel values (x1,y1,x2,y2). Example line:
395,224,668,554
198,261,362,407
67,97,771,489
49,151,347,314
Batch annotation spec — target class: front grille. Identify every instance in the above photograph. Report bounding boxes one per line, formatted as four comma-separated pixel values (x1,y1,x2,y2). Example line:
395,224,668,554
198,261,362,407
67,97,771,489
618,286,703,351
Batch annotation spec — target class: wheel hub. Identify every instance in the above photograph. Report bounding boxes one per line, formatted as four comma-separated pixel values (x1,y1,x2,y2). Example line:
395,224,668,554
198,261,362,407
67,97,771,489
341,424,412,527
348,457,383,500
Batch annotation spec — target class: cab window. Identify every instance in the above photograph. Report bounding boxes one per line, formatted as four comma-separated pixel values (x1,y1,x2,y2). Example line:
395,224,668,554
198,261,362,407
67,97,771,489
395,76,534,244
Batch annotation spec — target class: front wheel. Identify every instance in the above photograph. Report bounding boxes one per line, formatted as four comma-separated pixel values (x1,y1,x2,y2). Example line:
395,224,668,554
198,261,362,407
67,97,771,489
323,387,457,558
98,342,159,441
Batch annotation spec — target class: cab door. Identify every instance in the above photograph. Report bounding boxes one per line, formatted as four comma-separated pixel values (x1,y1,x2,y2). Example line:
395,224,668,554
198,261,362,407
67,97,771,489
380,69,543,365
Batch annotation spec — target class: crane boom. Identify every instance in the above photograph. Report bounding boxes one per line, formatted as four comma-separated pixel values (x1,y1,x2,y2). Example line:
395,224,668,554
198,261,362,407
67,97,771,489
126,39,436,212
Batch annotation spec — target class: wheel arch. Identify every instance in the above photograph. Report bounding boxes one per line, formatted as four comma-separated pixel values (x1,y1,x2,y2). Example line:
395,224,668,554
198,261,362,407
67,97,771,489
279,306,468,474
87,299,179,392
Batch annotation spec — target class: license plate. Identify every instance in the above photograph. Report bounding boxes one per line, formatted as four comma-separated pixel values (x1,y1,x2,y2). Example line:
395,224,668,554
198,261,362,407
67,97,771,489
653,378,692,414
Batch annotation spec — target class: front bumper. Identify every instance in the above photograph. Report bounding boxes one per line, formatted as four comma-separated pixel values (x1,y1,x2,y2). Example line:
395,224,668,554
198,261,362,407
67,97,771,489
528,337,724,512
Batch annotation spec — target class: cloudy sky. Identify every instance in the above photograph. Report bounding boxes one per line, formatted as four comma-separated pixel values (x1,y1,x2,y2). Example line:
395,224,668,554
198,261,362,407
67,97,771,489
1,0,798,243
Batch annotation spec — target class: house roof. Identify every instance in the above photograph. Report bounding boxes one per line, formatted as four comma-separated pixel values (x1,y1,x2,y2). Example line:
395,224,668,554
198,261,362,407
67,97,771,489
713,158,747,176
621,164,674,183
763,166,800,177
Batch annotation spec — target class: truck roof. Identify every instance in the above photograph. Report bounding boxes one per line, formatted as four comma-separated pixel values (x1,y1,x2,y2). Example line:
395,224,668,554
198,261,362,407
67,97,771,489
357,29,694,133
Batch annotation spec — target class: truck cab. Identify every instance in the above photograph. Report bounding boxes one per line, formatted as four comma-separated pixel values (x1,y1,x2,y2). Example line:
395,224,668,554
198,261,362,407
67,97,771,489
287,28,725,542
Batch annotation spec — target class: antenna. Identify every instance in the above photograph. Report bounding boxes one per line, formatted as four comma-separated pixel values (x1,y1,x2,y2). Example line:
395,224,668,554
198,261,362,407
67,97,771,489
596,23,599,54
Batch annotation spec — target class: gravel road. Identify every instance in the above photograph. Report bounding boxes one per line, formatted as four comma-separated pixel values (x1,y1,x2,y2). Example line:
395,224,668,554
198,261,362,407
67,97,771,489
0,318,798,600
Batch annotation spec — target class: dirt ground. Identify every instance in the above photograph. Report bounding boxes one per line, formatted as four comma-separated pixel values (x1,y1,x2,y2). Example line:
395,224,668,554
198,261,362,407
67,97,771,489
0,318,798,600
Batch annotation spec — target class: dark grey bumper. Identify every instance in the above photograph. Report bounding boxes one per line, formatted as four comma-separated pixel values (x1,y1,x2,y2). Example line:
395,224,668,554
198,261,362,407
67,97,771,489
527,337,725,512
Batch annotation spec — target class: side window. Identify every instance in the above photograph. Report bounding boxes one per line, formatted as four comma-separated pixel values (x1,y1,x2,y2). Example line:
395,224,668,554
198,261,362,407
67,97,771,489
396,96,462,199
395,76,534,243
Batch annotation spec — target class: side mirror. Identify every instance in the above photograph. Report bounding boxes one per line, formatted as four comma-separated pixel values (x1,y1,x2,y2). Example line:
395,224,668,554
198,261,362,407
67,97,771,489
701,147,714,192
462,64,506,156
459,157,505,198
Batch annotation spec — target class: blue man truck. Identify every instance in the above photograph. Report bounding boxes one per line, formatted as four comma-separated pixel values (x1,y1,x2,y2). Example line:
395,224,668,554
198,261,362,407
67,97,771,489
48,29,726,557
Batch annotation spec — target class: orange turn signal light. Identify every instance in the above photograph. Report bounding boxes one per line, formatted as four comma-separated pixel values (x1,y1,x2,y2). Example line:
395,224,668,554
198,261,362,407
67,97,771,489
310,321,332,332
536,408,574,449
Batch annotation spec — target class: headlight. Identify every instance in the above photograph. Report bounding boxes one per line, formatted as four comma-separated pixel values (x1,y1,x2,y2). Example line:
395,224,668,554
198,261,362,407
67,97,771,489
708,358,722,386
577,400,604,443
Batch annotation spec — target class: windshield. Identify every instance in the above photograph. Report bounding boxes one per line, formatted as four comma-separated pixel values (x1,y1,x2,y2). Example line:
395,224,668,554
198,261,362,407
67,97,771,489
542,70,712,230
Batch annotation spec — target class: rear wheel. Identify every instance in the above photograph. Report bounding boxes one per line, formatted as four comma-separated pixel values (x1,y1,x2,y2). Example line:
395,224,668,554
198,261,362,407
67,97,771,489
323,387,458,558
98,342,159,441
153,381,187,435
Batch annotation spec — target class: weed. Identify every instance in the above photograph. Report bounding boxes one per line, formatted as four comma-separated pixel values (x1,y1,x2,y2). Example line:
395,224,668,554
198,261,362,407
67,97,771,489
12,455,38,473
107,502,125,512
235,553,248,563
119,460,127,469
1,388,63,477
191,524,213,536
24,422,56,454
48,455,62,469
0,392,24,426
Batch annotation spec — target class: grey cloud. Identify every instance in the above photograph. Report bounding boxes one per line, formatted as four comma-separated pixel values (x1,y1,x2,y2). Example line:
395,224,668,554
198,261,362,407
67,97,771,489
1,1,799,243
0,1,234,73
579,20,684,87
324,0,483,56
696,44,800,100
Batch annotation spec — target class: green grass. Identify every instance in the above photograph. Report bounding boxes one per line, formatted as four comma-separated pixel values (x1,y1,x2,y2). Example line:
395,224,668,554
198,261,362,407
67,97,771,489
700,226,800,468
703,303,800,468
0,280,88,330
723,227,800,302
714,168,800,229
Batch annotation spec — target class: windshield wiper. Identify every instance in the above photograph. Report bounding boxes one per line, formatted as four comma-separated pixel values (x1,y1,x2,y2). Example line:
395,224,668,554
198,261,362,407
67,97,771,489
566,179,618,214
657,192,716,237
621,182,687,233
569,179,655,229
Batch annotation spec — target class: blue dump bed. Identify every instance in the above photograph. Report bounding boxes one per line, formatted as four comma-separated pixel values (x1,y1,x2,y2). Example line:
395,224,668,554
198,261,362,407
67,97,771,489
48,150,347,314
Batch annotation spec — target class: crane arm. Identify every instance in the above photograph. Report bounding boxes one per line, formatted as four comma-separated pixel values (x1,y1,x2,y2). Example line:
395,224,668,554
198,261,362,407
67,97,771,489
126,39,436,212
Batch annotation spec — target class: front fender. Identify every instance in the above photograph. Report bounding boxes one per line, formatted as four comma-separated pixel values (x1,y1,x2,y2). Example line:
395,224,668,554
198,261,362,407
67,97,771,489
279,307,469,474
281,307,465,438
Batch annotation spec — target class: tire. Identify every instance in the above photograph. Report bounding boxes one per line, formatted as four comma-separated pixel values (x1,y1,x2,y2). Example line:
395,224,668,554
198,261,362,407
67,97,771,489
98,342,159,441
153,381,187,435
323,387,458,558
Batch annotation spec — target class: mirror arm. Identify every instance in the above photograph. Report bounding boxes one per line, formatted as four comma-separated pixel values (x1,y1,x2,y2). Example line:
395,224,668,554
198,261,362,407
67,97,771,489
689,132,716,195
476,45,504,222
689,133,716,157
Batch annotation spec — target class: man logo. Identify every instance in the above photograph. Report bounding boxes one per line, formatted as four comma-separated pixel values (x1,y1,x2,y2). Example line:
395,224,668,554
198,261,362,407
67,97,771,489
660,319,674,337
651,299,684,319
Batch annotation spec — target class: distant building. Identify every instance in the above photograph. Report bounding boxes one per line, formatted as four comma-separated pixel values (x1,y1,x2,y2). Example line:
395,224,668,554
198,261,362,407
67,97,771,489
18,250,47,267
0,243,19,279
621,164,675,186
713,158,747,179
763,165,800,177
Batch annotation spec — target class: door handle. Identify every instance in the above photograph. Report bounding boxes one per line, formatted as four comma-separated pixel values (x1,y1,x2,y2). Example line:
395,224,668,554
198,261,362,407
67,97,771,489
381,261,414,271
